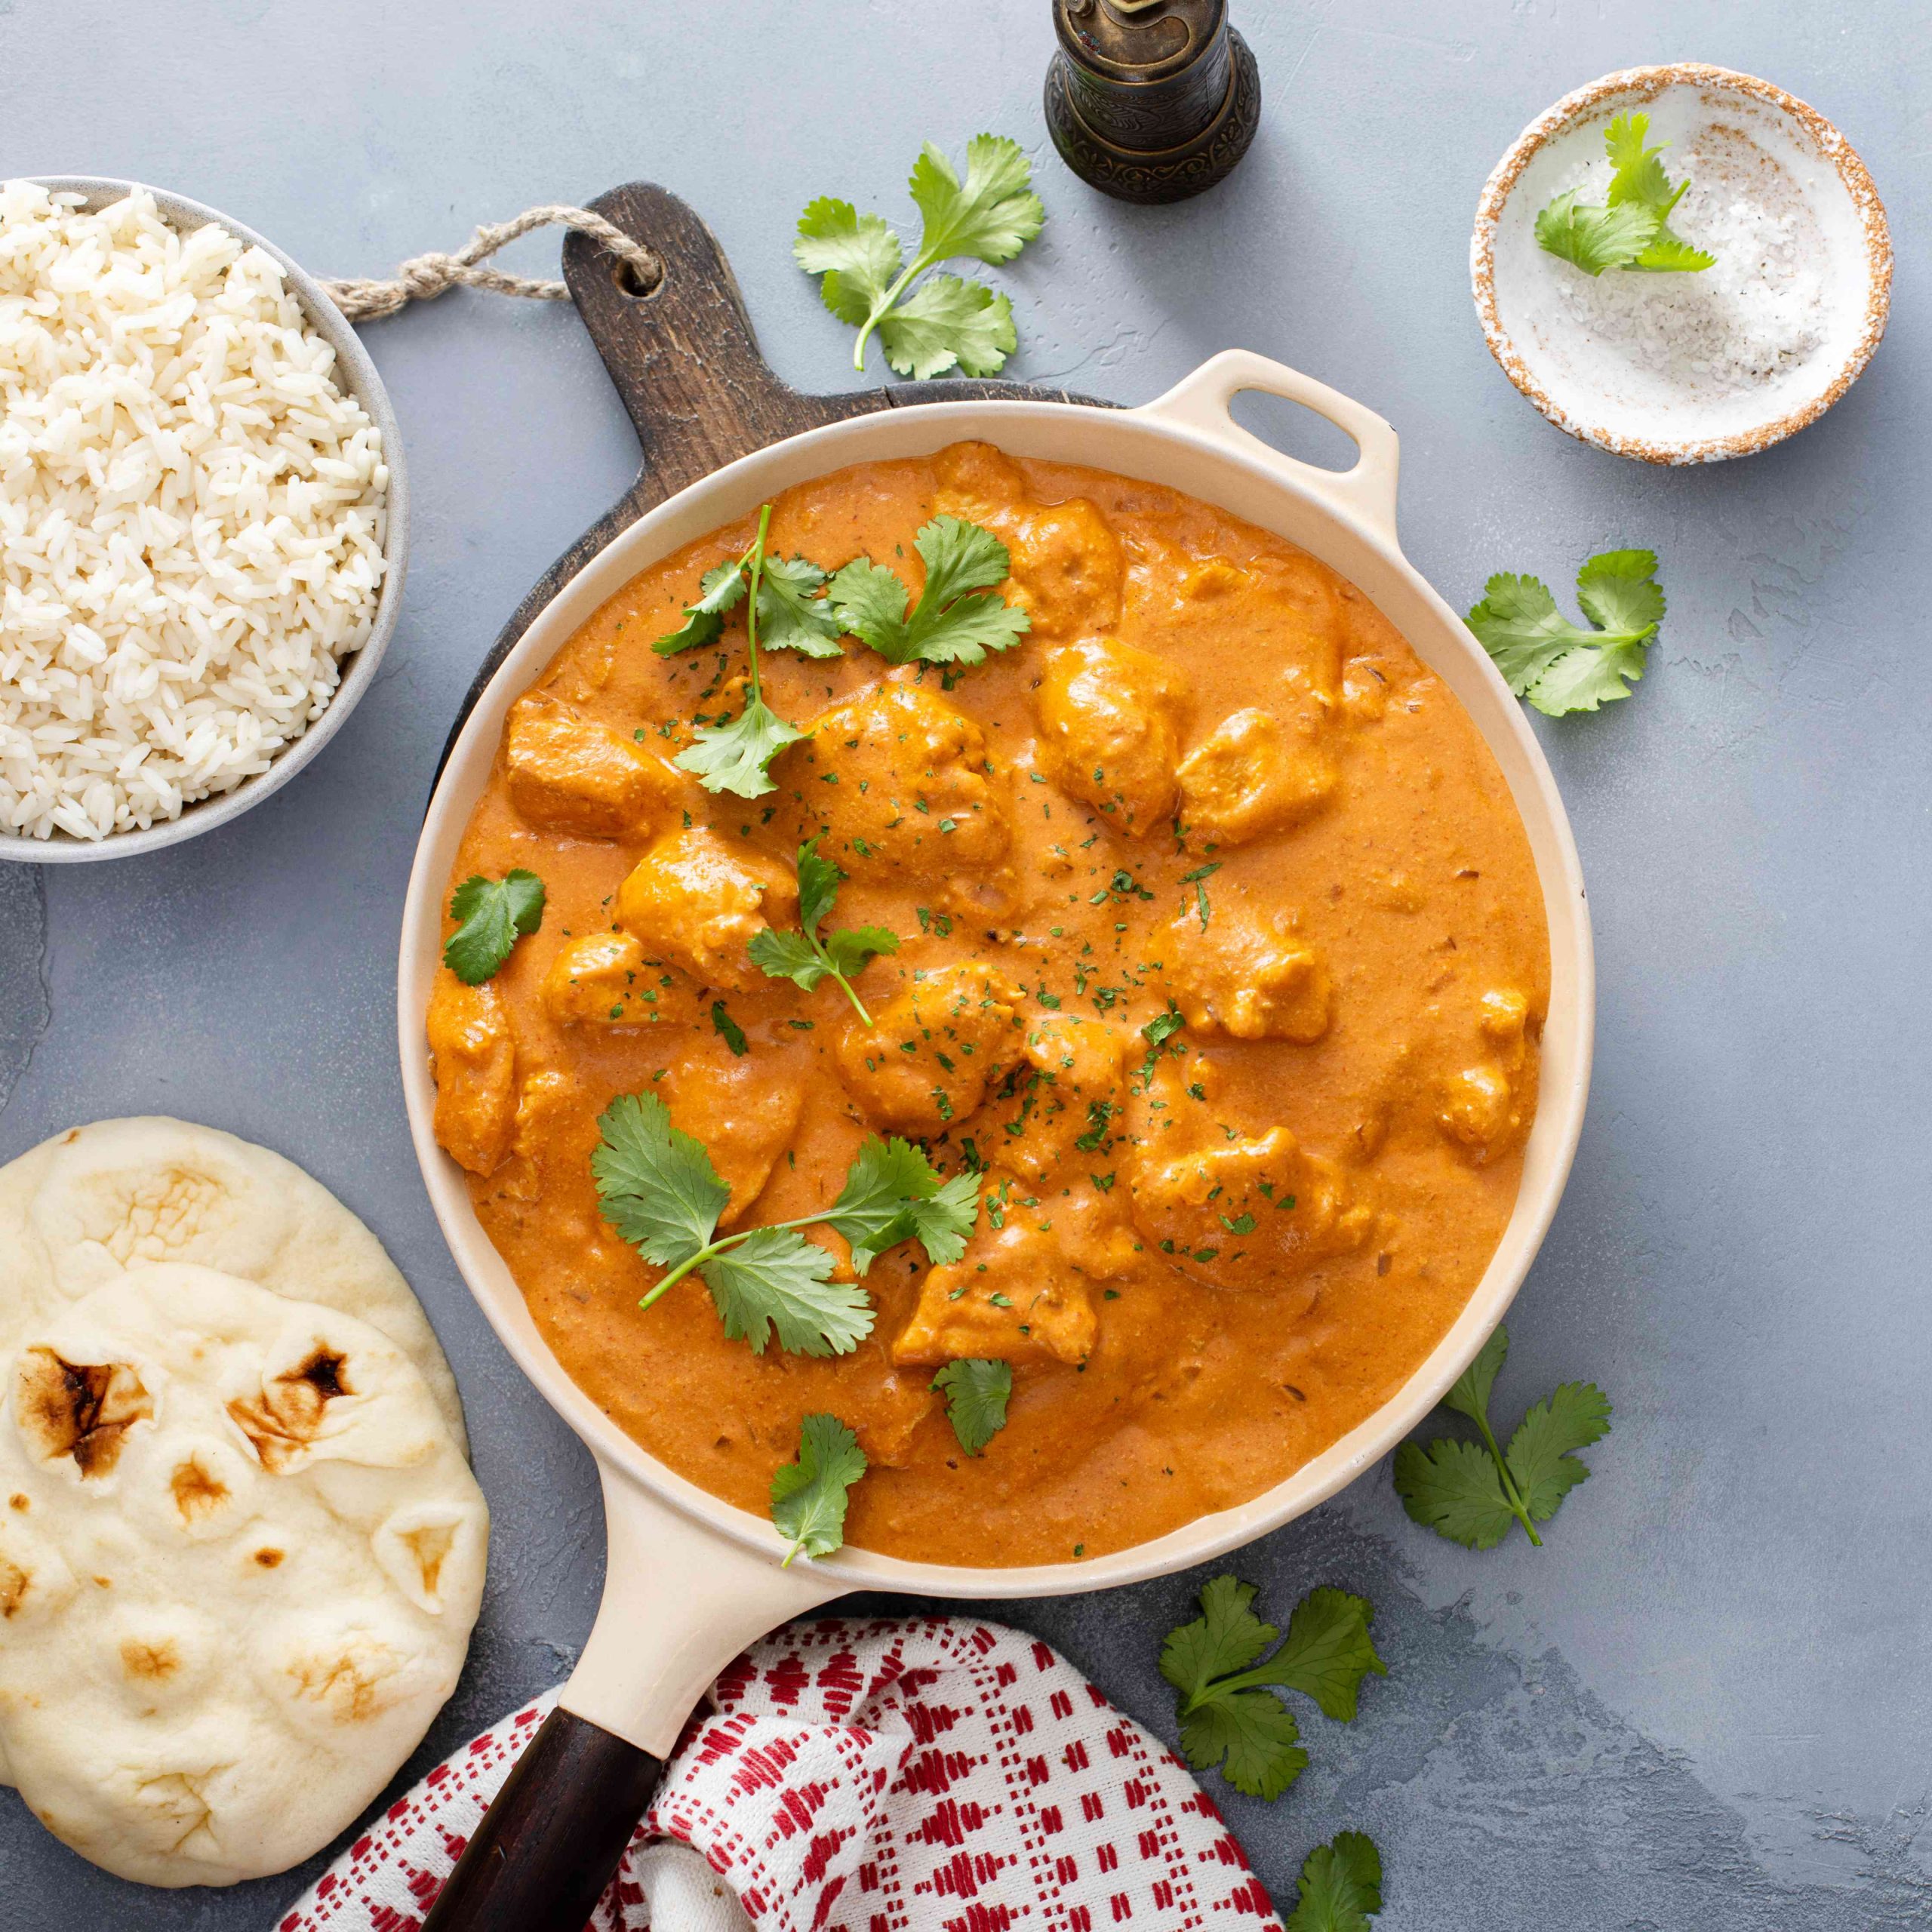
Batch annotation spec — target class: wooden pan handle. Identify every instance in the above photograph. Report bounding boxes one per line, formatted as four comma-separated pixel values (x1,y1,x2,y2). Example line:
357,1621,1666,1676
420,1707,664,1932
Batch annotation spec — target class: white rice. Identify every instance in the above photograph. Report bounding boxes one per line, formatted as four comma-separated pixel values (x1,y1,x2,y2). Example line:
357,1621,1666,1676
0,181,389,843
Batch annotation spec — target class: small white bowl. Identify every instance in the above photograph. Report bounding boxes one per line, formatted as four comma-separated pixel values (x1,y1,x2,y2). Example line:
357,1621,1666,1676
1472,66,1892,463
0,177,409,864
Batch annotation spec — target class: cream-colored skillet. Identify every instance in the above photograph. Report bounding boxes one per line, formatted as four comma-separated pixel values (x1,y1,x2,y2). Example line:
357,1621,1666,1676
397,186,1595,1930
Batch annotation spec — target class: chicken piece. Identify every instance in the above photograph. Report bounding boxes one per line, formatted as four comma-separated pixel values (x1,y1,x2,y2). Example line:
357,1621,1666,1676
1341,657,1391,725
1164,909,1333,1044
995,1015,1128,1182
503,695,682,840
614,826,798,994
1438,989,1535,1164
932,441,1125,642
499,1066,584,1203
778,681,1010,876
1034,638,1190,835
660,1047,806,1226
1129,1128,1371,1295
540,932,700,1030
1177,707,1337,848
852,1373,941,1469
894,1216,1097,1367
426,971,517,1176
833,962,1024,1135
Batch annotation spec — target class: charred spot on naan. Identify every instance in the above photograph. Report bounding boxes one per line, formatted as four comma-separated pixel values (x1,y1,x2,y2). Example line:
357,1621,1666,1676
14,1349,153,1478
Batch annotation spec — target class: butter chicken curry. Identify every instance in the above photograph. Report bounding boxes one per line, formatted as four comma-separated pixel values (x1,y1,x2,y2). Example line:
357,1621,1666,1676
427,443,1549,1567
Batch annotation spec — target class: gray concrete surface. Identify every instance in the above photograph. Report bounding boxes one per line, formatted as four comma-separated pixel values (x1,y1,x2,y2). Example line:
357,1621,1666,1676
2,2,1927,1924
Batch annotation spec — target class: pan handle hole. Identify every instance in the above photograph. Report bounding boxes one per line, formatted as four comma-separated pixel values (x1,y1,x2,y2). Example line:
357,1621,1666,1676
613,258,663,300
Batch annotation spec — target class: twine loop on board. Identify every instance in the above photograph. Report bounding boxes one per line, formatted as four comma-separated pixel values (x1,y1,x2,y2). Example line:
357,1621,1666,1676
321,205,663,321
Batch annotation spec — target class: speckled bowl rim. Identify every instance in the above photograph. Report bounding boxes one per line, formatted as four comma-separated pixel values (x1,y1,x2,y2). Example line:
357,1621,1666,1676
1470,64,1894,465
0,176,409,864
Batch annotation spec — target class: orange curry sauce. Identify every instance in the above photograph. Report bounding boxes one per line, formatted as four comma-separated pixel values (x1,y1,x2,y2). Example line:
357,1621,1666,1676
427,445,1549,1566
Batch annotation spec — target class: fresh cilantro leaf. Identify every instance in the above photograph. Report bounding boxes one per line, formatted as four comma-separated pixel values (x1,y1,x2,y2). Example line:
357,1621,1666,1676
1161,1575,1382,1801
877,275,1017,380
1286,1832,1383,1932
443,870,545,985
1394,1321,1612,1548
756,553,845,658
1604,113,1715,272
908,133,1045,267
795,133,1044,377
795,839,842,934
823,926,900,978
1535,112,1711,277
1442,1322,1509,1428
747,839,902,1023
591,1092,729,1269
710,1001,749,1057
745,928,832,991
823,1136,980,1273
1576,547,1666,635
932,1358,1012,1455
769,1413,867,1564
1533,192,1660,276
828,515,1029,669
1506,1380,1614,1521
1142,1007,1186,1051
793,198,903,326
654,558,747,656
1391,1437,1521,1550
676,695,807,798
1466,549,1663,718
592,1091,873,1357
669,505,808,798
1180,1690,1309,1801
1252,1587,1386,1723
704,1226,872,1357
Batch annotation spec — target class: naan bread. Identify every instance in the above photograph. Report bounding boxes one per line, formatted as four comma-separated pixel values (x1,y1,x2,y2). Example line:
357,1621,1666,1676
0,1265,487,1887
0,1119,465,1450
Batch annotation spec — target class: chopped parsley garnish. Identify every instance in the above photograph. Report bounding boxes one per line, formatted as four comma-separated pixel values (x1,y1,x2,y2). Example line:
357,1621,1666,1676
1393,1322,1612,1549
672,505,809,798
931,1358,1012,1456
592,1094,977,1354
828,515,1030,668
794,133,1044,378
1286,1833,1385,1932
1160,1575,1385,1801
769,1413,866,1564
1466,548,1664,716
709,1001,749,1057
442,869,545,985
1181,862,1220,931
1537,112,1715,277
746,838,901,1024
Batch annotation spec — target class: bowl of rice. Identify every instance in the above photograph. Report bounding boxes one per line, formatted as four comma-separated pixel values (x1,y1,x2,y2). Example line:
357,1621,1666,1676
1470,66,1892,463
0,177,406,857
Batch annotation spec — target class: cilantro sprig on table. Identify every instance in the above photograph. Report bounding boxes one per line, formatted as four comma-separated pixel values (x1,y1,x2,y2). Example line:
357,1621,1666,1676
795,133,1044,378
1159,1576,1385,1801
770,1413,867,1564
747,839,900,1025
664,505,811,799
1286,1833,1385,1932
1466,548,1664,716
1393,1323,1612,1549
828,515,1031,667
931,1358,1012,1456
592,1094,979,1352
442,869,545,985
1537,112,1715,277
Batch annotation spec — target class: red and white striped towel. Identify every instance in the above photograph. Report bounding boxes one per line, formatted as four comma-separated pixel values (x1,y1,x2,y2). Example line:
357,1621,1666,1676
280,1616,1282,1931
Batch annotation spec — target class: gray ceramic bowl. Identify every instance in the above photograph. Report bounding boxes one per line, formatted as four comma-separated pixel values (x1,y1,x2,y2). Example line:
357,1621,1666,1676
0,177,409,864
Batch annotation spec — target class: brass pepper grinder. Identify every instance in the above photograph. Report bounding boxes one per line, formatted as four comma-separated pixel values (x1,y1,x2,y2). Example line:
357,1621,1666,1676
1044,0,1261,204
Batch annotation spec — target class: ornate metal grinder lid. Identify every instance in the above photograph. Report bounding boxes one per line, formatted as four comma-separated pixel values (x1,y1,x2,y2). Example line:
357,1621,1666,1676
1045,0,1261,205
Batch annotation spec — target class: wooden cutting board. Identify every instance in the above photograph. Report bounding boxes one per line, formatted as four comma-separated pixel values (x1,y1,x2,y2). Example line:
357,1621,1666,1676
446,181,1103,748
